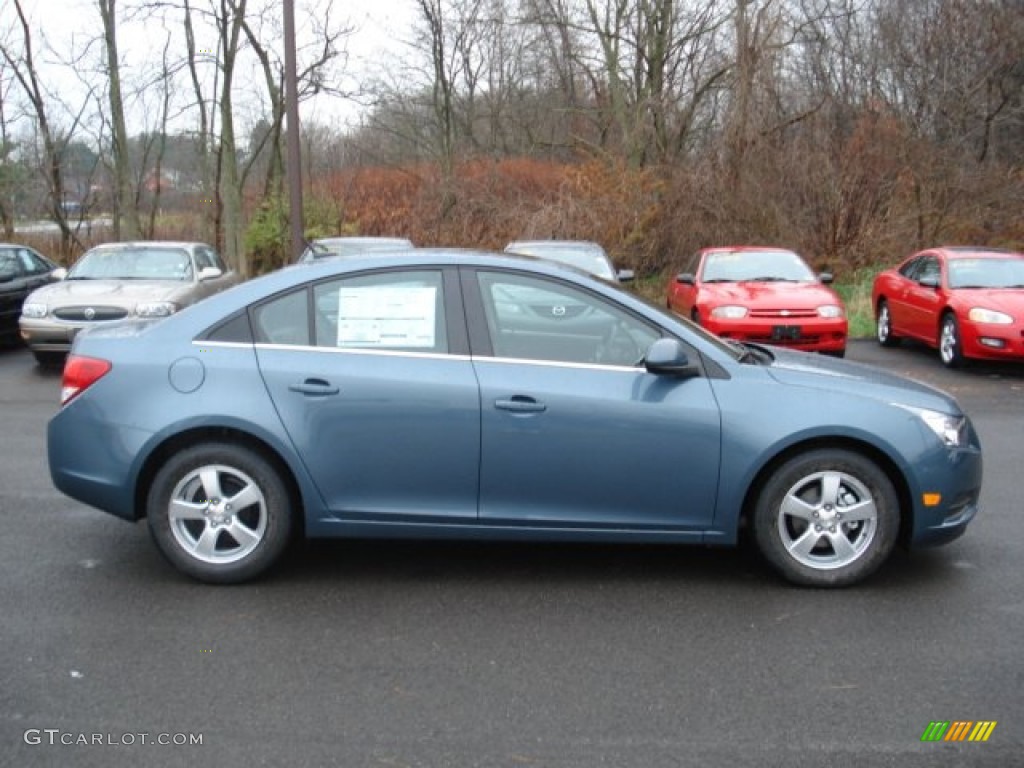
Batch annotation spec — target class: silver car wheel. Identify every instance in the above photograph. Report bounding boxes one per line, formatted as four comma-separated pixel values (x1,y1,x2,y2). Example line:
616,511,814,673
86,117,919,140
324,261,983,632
939,316,958,366
876,303,890,344
776,470,878,570
167,464,268,565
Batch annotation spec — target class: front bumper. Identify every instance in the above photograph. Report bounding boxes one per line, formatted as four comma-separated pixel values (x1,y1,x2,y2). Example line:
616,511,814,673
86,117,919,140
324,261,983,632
961,321,1024,362
908,431,983,548
20,317,98,351
704,316,848,353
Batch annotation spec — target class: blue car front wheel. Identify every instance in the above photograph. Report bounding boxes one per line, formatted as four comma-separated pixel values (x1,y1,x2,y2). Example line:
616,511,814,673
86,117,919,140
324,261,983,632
753,448,900,587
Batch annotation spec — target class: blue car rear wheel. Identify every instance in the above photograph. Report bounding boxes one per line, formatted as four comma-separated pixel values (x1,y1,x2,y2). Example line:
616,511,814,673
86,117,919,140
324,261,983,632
146,442,294,583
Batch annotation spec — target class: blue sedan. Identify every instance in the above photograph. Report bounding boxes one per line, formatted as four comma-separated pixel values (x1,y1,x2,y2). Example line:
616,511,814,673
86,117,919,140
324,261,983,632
47,250,982,586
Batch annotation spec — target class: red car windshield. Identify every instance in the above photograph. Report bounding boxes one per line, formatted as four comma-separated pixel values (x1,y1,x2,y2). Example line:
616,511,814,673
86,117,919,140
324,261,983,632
947,257,1024,289
702,250,816,283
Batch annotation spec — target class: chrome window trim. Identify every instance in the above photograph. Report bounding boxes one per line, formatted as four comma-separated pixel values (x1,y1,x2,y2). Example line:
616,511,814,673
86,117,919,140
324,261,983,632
194,339,642,372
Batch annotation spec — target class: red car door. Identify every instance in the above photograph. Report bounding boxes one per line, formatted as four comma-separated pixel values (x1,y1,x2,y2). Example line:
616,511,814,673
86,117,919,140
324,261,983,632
903,255,944,342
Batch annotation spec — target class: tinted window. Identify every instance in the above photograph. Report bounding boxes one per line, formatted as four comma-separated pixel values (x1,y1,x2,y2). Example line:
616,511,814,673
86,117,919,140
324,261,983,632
0,249,20,278
194,249,215,271
252,289,310,346
313,270,447,353
477,271,658,366
917,256,941,284
17,248,51,274
898,256,922,280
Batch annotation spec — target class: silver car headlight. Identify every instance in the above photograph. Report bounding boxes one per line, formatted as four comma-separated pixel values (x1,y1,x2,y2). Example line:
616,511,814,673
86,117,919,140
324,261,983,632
710,305,749,319
968,307,1013,324
21,302,48,319
135,301,179,318
817,304,845,318
895,404,967,447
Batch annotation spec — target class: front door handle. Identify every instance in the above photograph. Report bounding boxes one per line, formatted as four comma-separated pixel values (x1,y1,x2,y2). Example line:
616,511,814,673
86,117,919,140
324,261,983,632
288,378,340,396
494,396,547,413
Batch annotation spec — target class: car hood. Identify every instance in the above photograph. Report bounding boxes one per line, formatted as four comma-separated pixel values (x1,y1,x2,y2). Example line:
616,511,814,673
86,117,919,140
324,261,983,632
29,279,190,306
952,288,1024,316
702,281,840,307
764,346,961,414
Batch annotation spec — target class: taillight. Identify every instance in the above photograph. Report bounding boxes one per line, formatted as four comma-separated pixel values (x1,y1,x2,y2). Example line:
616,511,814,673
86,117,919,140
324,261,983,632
61,355,112,405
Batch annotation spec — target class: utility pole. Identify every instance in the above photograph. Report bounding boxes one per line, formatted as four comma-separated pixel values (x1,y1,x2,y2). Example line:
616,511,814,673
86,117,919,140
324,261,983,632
283,0,304,260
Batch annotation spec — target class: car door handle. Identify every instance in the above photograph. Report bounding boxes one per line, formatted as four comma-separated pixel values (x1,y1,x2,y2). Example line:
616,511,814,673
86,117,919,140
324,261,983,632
288,379,340,396
494,396,547,413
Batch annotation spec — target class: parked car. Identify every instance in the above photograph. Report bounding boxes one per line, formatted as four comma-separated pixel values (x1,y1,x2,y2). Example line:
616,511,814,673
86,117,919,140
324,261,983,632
297,236,414,263
666,246,847,356
504,240,634,283
0,244,64,345
20,241,240,367
47,249,981,588
872,246,1024,367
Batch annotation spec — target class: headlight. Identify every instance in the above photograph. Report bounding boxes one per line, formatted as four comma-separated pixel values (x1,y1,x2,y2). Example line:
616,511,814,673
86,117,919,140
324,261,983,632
21,303,48,319
135,301,179,317
895,404,967,447
968,307,1012,324
817,304,845,318
710,305,749,319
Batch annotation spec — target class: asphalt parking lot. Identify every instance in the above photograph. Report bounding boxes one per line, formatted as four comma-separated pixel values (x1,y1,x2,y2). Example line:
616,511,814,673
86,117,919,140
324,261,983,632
1,339,1022,767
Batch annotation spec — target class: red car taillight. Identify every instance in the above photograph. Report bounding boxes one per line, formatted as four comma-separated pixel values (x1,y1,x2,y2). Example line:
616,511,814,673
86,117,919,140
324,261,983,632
61,355,112,405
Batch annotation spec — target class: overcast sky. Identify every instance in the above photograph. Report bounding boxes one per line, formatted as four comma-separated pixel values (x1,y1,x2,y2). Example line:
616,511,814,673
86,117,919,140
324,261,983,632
3,0,419,136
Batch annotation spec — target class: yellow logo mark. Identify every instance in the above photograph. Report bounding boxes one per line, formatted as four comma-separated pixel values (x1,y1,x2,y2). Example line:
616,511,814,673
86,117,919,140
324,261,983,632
922,720,997,742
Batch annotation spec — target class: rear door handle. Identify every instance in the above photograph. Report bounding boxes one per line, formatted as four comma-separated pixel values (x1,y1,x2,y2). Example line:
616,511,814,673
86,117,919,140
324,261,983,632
288,378,340,396
494,396,547,413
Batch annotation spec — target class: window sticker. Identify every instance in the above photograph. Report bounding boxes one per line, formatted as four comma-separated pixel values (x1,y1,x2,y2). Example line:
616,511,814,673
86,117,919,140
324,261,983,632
336,285,437,348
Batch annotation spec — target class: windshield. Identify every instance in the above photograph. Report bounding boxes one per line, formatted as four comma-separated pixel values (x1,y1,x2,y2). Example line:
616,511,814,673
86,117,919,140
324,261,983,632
506,243,616,280
701,250,816,282
68,247,193,281
947,256,1024,289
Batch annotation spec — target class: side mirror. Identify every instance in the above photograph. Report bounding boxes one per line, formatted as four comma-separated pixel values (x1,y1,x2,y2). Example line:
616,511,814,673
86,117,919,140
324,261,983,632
818,272,834,284
918,275,940,289
616,269,635,283
198,266,223,281
644,338,700,378
675,272,696,285
51,267,68,281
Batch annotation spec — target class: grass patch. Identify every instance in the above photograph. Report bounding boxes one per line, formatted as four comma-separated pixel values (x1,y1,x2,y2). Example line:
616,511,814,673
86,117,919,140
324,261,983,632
834,268,881,339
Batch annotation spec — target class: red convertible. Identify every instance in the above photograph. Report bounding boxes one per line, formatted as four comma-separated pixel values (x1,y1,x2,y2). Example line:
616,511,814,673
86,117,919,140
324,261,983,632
666,246,847,356
872,247,1024,367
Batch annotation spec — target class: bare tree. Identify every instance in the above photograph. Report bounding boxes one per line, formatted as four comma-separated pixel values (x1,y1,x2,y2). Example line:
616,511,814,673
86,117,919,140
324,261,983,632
0,0,79,257
98,0,142,239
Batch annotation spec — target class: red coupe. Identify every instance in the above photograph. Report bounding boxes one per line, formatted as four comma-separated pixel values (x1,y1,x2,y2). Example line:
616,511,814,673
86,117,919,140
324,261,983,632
872,246,1024,367
666,246,847,356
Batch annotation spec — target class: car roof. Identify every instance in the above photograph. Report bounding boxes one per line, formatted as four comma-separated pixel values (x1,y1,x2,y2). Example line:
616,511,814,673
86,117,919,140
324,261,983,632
701,246,800,255
88,241,211,251
932,246,1023,260
314,236,413,245
505,240,606,252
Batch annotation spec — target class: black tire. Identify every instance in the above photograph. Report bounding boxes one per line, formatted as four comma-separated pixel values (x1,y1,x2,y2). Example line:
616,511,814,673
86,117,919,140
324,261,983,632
752,449,900,587
690,309,701,325
938,312,965,368
32,350,66,368
875,299,900,347
147,442,294,584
